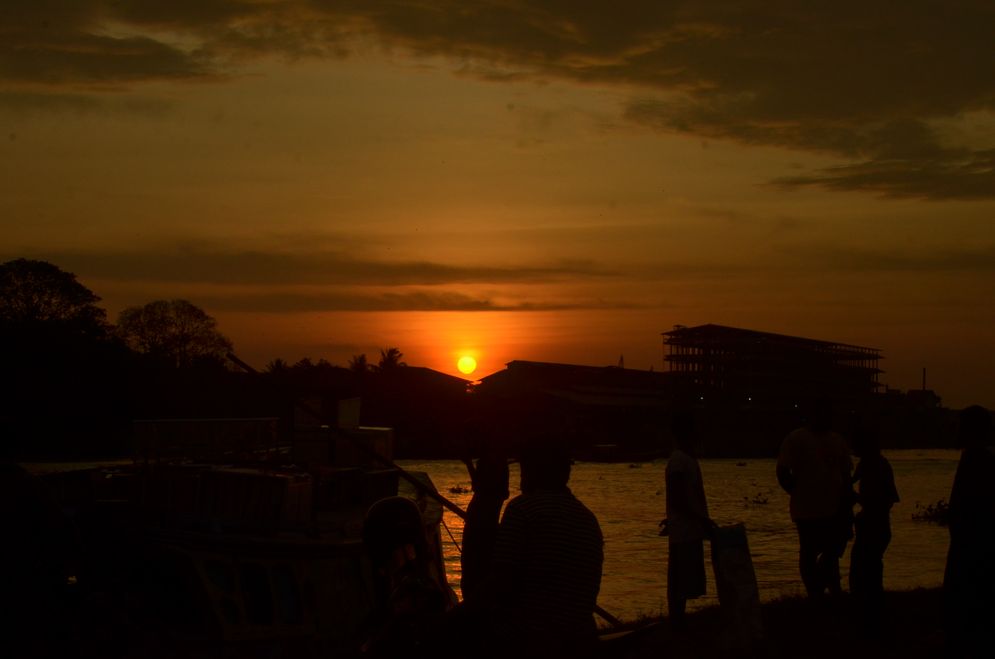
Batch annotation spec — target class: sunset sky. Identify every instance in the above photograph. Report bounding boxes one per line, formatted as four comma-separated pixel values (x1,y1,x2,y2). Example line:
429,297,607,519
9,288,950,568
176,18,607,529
2,2,994,407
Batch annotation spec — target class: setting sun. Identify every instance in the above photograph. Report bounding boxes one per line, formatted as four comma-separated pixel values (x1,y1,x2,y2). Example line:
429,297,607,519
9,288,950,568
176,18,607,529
457,355,477,375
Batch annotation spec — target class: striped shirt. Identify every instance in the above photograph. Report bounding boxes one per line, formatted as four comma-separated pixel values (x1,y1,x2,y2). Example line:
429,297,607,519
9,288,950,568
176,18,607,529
489,487,604,639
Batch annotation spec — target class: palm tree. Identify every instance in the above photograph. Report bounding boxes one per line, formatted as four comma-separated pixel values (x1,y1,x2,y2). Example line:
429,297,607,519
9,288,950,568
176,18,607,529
377,347,406,371
348,353,369,373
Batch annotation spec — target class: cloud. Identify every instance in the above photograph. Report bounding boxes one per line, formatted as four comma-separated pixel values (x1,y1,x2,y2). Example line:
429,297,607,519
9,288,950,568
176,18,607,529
782,243,995,273
1,242,639,313
194,290,637,313
341,1,995,199
6,2,995,198
772,149,995,200
4,242,618,286
627,99,995,200
0,5,212,84
0,90,173,115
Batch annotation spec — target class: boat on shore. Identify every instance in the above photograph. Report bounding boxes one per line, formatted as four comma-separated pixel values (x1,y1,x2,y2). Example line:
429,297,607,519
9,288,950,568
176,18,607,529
28,414,453,657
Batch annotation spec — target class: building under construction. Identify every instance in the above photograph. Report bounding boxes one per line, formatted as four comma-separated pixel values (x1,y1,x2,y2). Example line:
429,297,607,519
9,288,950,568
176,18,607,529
663,324,883,406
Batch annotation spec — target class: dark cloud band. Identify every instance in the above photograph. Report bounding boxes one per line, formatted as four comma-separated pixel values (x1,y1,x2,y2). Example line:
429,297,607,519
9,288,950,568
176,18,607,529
4,1,994,199
4,244,616,286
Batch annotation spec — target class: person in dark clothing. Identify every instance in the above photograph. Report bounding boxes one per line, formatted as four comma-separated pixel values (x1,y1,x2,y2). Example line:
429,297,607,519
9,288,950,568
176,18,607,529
848,425,899,635
361,496,450,658
776,401,853,599
943,405,995,658
486,438,604,659
459,434,509,604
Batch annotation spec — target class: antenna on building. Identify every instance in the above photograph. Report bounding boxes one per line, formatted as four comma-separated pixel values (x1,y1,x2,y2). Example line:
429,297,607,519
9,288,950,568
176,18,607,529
922,367,927,391
618,354,624,369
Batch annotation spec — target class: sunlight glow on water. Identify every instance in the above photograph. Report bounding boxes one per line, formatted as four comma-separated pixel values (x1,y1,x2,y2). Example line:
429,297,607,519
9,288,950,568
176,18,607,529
400,449,958,621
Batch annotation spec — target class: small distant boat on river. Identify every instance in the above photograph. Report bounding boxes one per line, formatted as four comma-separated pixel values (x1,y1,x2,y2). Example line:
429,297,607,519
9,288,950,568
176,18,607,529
586,443,665,463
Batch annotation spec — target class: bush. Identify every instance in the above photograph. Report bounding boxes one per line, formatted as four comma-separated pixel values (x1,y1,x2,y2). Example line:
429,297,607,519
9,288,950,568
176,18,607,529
912,499,950,525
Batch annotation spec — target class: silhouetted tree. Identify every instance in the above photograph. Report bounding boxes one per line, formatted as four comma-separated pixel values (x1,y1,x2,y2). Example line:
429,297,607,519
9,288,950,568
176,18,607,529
293,357,314,370
117,299,232,368
0,260,130,457
377,347,406,372
267,358,289,373
0,258,107,337
349,353,370,373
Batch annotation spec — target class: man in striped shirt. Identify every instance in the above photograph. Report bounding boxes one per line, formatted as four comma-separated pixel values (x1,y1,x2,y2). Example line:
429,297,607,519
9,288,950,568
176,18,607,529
486,438,604,658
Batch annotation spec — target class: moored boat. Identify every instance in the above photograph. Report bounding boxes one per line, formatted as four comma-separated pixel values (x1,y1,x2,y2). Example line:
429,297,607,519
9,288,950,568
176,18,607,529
30,414,453,657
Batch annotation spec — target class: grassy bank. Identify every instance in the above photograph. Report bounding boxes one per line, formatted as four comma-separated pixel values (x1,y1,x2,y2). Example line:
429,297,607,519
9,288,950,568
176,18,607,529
608,588,944,658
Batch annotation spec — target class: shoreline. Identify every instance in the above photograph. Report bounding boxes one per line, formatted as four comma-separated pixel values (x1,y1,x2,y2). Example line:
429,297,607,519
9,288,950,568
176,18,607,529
607,587,945,658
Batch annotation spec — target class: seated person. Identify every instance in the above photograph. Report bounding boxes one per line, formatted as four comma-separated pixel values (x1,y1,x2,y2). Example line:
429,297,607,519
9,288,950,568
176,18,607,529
361,496,449,657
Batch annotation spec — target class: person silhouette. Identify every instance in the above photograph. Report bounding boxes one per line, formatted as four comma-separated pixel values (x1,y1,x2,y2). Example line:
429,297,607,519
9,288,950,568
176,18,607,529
663,410,714,626
485,437,603,659
361,496,450,658
848,422,899,635
776,400,853,598
459,431,509,604
942,405,995,658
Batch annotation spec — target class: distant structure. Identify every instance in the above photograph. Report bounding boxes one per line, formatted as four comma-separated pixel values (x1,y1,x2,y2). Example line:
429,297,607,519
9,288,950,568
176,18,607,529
476,360,672,460
468,326,948,458
480,359,669,398
663,324,883,407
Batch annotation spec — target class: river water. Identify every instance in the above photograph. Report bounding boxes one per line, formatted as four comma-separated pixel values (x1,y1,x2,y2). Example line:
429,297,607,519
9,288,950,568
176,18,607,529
399,449,959,622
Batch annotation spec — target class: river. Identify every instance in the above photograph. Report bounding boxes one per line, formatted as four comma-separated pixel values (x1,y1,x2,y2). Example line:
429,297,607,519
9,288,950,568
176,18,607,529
399,449,959,622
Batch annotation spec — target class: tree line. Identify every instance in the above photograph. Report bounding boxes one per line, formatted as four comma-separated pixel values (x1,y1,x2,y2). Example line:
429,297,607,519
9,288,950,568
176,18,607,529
0,258,427,459
1,259,233,369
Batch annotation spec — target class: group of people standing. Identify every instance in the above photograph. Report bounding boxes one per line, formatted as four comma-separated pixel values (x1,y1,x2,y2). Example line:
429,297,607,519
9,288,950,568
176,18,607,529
662,401,899,633
775,401,899,628
664,401,994,656
365,402,994,657
362,433,605,659
456,436,604,658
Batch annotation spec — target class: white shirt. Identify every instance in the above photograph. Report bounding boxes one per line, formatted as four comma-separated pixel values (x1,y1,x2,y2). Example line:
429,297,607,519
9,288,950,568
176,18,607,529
665,449,710,542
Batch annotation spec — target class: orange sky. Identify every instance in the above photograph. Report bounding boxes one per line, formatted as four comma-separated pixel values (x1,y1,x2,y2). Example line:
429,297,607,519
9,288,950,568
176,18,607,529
2,2,994,406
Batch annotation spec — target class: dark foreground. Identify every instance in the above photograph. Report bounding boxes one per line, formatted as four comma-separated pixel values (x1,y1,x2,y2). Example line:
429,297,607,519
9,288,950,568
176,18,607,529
607,587,943,659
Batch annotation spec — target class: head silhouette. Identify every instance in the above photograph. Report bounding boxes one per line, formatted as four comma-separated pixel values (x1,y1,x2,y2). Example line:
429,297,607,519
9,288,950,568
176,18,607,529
519,437,571,493
850,414,881,458
958,405,992,447
362,496,428,569
805,399,834,433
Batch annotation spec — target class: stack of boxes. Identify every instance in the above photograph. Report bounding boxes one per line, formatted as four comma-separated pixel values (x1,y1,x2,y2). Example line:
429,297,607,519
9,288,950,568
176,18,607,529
131,402,400,533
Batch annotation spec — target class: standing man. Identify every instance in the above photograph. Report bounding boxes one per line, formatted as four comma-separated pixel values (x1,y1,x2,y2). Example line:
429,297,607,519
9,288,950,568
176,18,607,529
486,437,603,658
776,400,853,598
459,431,510,604
664,410,713,625
848,424,899,634
943,405,995,657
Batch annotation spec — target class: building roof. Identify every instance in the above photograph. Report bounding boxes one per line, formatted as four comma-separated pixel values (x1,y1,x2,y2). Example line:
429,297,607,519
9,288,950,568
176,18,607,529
377,365,471,390
478,359,672,397
663,323,882,357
